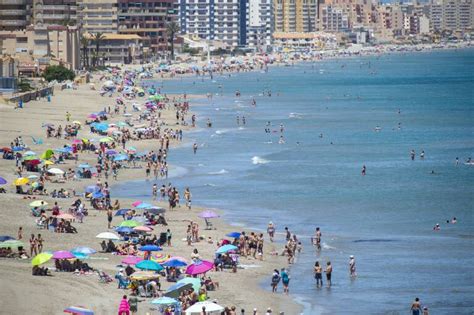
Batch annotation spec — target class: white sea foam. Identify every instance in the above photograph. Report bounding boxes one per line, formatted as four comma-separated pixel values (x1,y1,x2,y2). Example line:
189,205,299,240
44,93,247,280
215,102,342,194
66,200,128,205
252,156,270,165
321,242,336,250
208,169,229,175
289,112,304,119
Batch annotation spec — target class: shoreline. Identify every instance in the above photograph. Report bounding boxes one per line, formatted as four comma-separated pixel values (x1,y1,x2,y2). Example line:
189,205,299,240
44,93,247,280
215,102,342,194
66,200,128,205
0,71,303,314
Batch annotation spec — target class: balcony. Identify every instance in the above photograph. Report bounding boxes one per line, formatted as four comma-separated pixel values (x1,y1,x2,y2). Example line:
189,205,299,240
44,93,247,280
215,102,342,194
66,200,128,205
0,0,26,4
0,9,26,15
0,19,26,26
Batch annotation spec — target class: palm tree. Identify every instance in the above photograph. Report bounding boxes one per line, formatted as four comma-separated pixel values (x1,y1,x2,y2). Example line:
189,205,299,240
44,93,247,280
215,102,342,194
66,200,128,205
166,21,180,61
93,32,105,67
80,35,90,69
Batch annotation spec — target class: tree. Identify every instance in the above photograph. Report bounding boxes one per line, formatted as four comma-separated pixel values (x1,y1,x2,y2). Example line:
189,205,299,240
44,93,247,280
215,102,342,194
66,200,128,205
166,21,180,61
42,65,75,82
80,35,90,69
92,32,105,67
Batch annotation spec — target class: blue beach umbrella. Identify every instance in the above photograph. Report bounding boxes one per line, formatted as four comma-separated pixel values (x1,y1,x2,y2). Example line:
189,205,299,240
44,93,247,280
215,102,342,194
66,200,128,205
115,208,130,216
0,236,15,242
216,244,238,254
71,246,96,255
136,202,152,209
78,163,91,169
164,282,193,298
139,245,161,252
91,191,104,199
226,232,241,238
113,154,128,161
85,185,100,193
162,259,188,268
115,226,134,234
72,252,89,259
0,177,7,185
151,297,179,305
136,260,163,271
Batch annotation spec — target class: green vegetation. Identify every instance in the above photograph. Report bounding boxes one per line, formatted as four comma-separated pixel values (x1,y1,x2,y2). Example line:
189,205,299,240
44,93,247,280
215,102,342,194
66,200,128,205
166,21,180,60
17,78,33,92
42,65,75,82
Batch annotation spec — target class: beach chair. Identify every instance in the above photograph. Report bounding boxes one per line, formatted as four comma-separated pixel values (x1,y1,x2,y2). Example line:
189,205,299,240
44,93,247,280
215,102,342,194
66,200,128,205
97,270,113,283
204,219,215,230
31,136,43,145
36,218,47,229
115,274,130,289
138,285,152,297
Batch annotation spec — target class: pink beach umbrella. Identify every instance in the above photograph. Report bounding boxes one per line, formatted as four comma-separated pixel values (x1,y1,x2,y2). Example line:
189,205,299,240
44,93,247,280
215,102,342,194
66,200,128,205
87,114,98,119
53,250,75,259
132,200,143,207
134,226,153,232
185,260,214,275
71,139,82,144
122,256,143,265
198,210,219,219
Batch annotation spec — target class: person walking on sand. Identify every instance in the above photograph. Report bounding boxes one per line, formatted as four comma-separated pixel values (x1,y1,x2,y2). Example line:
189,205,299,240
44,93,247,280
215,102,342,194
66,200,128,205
36,234,44,253
267,221,275,242
128,294,142,315
118,295,130,315
411,297,422,315
271,269,280,293
184,187,192,210
281,268,290,294
18,226,23,240
107,208,113,229
349,255,357,278
29,234,37,257
66,111,71,122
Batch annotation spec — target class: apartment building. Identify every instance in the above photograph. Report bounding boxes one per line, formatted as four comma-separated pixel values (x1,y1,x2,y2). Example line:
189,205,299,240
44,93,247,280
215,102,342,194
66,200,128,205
179,0,243,48
33,0,78,26
274,0,318,33
78,0,118,34
245,0,273,48
117,0,177,53
429,0,473,32
319,5,349,32
0,0,32,31
0,25,80,70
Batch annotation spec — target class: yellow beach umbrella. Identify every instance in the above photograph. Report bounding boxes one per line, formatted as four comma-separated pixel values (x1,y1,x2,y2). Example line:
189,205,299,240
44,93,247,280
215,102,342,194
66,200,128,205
13,178,29,186
43,160,54,166
31,252,53,266
72,121,82,125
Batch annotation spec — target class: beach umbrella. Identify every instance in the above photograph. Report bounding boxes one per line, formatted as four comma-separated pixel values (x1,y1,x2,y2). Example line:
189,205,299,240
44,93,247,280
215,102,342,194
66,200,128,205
43,160,54,166
115,226,134,234
152,254,171,264
13,177,29,186
56,213,75,220
78,163,91,169
139,245,161,252
64,306,94,315
136,260,163,271
105,149,117,155
198,210,219,219
23,155,37,161
12,146,23,151
71,247,96,255
216,244,238,254
85,185,99,193
26,159,41,166
133,226,153,232
99,137,114,143
41,149,55,160
31,252,53,266
27,175,39,180
164,282,193,299
29,200,47,208
178,277,201,292
135,202,152,209
150,297,179,306
185,301,224,315
72,252,89,259
163,259,188,268
113,154,128,161
0,236,15,242
91,191,104,199
53,250,75,259
0,177,7,185
96,232,120,240
119,220,140,228
88,114,98,119
115,209,130,216
185,260,213,275
117,121,127,127
121,256,143,265
146,207,166,215
226,232,241,238
131,200,143,207
0,240,24,248
23,151,37,156
130,271,158,281
71,139,82,144
48,168,65,175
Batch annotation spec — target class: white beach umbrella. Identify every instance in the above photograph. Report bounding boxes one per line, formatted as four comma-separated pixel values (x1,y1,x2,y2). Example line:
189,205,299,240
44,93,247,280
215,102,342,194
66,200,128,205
47,168,65,175
96,232,120,240
185,301,224,315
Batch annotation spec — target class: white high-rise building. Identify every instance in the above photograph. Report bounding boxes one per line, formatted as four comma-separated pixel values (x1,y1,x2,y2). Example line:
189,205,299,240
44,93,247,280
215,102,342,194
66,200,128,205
245,0,273,49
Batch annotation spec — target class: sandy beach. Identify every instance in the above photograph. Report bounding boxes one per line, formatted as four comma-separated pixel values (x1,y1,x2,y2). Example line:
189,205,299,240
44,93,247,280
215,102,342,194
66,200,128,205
0,74,302,315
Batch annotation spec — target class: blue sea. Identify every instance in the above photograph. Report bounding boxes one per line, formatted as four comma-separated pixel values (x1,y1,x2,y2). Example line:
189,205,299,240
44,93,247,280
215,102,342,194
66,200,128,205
115,49,474,314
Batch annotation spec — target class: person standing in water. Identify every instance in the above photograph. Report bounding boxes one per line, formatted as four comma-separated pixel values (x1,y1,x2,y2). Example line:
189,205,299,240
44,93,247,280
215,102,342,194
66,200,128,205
184,187,192,210
242,116,246,125
152,184,158,200
362,165,366,176
411,150,416,161
271,269,280,293
314,227,322,250
236,116,240,125
349,255,356,277
193,143,198,154
420,150,425,160
325,261,333,287
281,268,290,294
411,297,422,315
314,261,323,287
267,222,275,242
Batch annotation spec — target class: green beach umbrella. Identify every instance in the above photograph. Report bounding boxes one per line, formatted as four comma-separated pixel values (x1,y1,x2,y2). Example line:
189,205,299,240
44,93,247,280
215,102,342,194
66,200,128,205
119,220,140,228
99,137,114,143
177,277,201,292
40,149,54,160
31,252,53,266
0,240,25,249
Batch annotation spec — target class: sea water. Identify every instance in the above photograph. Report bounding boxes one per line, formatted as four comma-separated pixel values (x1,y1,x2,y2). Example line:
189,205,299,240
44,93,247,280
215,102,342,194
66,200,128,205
114,49,474,314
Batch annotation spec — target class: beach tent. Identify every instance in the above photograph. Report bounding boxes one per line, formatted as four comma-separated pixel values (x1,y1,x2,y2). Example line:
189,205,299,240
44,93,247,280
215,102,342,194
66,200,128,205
185,301,224,315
